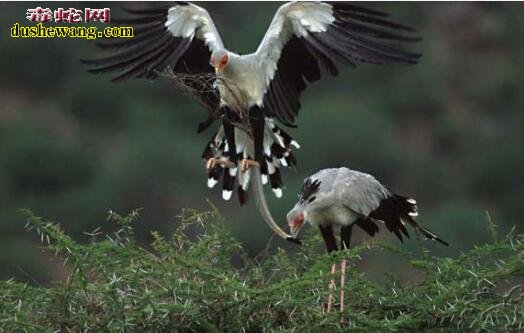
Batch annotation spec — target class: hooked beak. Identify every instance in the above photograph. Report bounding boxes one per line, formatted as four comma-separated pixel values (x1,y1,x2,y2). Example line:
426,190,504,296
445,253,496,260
289,220,305,239
210,59,226,73
214,63,225,73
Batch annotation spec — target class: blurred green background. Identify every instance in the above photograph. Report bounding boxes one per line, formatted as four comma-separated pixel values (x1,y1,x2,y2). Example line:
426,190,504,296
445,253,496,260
1,2,523,284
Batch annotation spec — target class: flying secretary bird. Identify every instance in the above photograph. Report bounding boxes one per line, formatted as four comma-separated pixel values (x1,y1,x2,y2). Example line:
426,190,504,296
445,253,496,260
83,1,420,241
286,167,448,312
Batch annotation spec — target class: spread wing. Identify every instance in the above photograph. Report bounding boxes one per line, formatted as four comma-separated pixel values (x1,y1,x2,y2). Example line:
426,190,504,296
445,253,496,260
82,2,224,115
255,2,421,126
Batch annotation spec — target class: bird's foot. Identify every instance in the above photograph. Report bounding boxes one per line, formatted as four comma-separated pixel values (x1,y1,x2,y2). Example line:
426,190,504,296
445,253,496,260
326,263,337,313
239,159,260,172
206,157,236,171
206,157,217,171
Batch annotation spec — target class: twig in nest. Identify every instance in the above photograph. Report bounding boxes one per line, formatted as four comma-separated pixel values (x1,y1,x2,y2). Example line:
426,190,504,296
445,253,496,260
160,68,252,136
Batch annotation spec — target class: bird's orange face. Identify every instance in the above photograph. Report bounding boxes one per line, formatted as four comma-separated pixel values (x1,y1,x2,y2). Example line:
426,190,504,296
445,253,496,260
210,53,229,72
288,212,305,238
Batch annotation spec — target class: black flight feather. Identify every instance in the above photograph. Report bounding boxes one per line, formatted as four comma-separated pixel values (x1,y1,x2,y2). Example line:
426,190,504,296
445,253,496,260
122,6,170,16
331,2,389,18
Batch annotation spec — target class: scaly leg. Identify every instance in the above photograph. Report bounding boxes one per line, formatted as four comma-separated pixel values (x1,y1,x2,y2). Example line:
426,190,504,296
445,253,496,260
239,159,260,172
327,263,337,313
340,259,347,313
339,225,353,313
222,107,239,168
319,225,338,313
206,157,235,170
240,106,265,173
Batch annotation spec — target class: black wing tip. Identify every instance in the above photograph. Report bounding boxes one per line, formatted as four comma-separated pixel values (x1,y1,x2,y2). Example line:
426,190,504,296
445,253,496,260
94,39,135,50
390,55,421,66
85,68,100,74
93,42,114,50
196,123,207,133
399,36,423,43
122,5,170,15
394,24,417,34
83,67,129,84
79,58,96,65
331,2,390,18
411,52,423,60
83,67,122,82
110,76,130,83
381,51,423,65
335,8,418,34
85,67,107,75
286,237,302,245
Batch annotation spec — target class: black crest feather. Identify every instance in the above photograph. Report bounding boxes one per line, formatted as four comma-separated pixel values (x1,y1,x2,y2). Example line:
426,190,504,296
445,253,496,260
299,178,321,205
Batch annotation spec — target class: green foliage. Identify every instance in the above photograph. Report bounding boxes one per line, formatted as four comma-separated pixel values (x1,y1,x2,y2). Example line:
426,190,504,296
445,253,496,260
2,2,524,282
1,210,523,332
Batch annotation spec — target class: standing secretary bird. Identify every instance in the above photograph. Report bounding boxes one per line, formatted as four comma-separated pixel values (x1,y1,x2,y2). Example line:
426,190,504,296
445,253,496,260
287,167,448,312
83,2,420,240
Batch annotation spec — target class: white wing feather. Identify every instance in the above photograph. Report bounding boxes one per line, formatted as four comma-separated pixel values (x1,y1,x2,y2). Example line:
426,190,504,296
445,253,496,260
255,2,335,86
165,3,224,52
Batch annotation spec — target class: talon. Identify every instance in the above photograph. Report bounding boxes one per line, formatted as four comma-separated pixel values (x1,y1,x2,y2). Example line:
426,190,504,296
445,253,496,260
206,157,217,171
240,159,260,172
206,157,236,170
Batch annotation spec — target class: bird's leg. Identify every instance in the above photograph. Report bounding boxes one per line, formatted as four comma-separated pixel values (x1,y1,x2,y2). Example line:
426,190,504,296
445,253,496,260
239,159,260,172
222,107,239,169
319,225,338,313
327,263,337,313
340,225,353,251
206,157,236,170
240,106,264,173
206,157,217,170
206,108,239,172
339,225,353,313
340,259,347,313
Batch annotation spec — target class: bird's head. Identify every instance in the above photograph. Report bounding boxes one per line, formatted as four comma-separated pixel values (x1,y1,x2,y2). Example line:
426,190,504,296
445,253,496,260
210,49,229,72
287,209,306,239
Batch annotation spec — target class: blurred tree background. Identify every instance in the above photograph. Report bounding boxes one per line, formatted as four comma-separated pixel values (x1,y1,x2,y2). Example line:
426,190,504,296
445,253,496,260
0,2,523,285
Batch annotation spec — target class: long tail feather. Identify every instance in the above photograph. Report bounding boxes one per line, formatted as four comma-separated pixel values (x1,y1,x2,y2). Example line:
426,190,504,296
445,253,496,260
251,167,300,243
394,195,449,246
